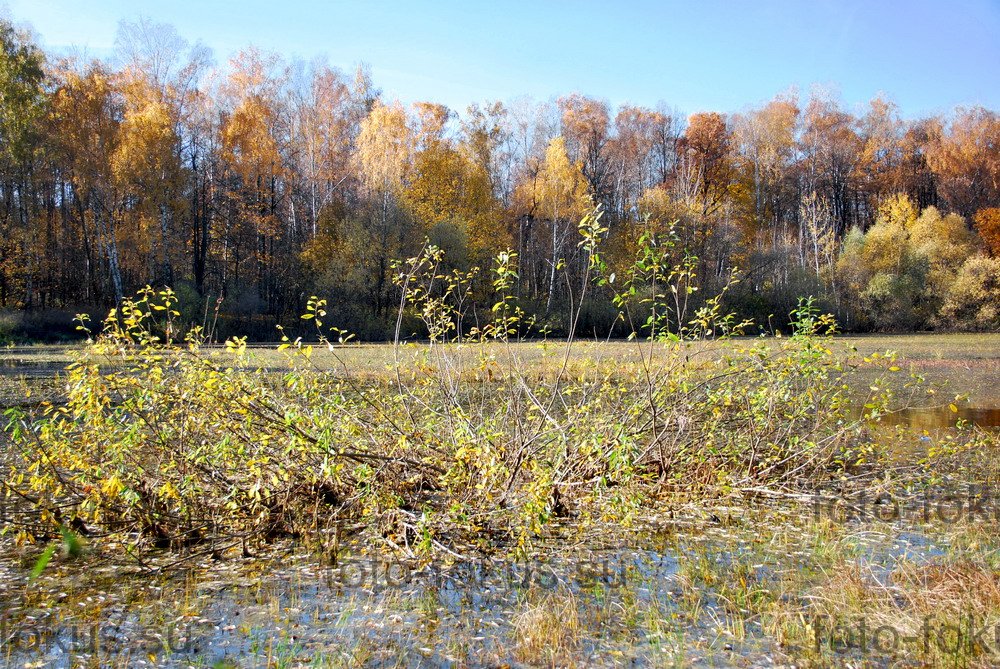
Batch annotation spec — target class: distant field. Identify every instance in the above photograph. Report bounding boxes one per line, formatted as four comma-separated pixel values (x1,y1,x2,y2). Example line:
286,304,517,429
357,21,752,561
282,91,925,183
1,333,998,408
835,333,1000,406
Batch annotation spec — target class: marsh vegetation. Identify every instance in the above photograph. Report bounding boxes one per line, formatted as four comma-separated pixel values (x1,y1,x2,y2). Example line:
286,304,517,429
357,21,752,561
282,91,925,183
0,222,997,666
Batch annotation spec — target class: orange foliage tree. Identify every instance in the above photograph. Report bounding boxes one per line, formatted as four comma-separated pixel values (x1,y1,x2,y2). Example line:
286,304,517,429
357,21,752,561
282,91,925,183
974,207,1000,256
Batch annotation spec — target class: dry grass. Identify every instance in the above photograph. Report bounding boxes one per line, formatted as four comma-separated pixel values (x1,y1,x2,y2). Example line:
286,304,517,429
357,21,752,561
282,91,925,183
513,591,582,666
894,561,1000,617
770,557,1000,667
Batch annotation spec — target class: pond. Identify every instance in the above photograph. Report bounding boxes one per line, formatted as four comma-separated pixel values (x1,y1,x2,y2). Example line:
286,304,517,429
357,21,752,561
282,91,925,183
880,405,1000,430
0,338,998,667
3,494,997,667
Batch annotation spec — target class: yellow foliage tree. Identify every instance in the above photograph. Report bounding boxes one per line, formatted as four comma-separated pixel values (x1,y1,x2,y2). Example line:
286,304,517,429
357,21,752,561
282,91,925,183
112,69,183,283
515,136,590,311
220,49,285,239
401,101,508,264
355,99,413,198
50,62,126,302
353,99,416,314
909,206,975,295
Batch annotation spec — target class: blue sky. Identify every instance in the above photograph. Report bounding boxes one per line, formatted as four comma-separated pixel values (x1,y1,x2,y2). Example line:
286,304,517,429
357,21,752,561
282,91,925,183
5,0,999,118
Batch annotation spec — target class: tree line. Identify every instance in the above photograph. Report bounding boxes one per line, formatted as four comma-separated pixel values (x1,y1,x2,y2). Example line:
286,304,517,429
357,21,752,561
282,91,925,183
1,17,998,340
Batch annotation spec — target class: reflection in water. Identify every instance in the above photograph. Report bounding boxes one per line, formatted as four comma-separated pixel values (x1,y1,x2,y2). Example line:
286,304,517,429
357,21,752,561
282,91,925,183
880,406,1000,430
0,359,64,377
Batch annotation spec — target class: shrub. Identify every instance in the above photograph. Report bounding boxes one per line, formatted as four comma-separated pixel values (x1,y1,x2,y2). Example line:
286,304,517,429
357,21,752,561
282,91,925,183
2,217,896,564
939,254,1000,330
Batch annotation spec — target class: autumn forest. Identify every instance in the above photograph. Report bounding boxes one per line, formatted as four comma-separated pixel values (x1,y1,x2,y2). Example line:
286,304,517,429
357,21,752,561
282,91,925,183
1,18,999,341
